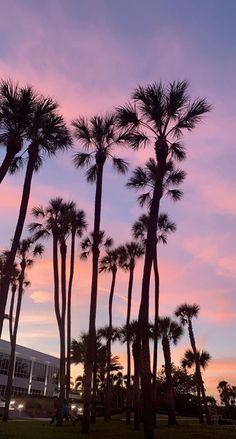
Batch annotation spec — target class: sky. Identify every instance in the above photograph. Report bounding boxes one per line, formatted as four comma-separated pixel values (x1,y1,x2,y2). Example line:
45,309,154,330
0,0,236,400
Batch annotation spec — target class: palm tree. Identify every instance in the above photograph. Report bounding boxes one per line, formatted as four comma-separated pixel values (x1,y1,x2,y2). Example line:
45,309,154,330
175,303,211,424
0,94,71,336
66,207,87,401
29,198,76,425
0,79,36,184
116,80,210,439
158,317,183,425
182,348,211,420
118,242,144,425
2,238,44,422
99,249,121,421
217,381,231,409
132,212,176,396
72,113,129,433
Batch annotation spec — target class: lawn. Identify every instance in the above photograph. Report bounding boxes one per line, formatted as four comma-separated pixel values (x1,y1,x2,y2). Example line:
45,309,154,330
0,417,235,439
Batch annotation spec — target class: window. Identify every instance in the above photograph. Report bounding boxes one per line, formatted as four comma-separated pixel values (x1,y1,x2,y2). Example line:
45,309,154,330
30,388,43,396
0,384,6,396
14,357,31,379
47,366,59,385
0,353,10,375
32,362,46,382
12,386,28,395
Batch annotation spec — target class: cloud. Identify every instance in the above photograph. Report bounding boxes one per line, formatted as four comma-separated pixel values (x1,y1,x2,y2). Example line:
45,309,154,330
29,290,52,304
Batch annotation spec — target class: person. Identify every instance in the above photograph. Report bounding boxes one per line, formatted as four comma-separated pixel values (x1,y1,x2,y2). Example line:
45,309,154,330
50,398,59,424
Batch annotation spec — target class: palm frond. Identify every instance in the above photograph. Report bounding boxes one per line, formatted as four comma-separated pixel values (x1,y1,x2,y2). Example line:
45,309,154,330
86,164,97,183
73,152,92,169
112,157,129,174
115,103,140,128
166,189,183,202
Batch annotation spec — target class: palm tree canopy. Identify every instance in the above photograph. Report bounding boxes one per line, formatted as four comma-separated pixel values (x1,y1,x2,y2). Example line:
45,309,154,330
181,348,211,370
118,241,145,271
132,212,176,245
175,303,200,326
116,81,211,160
72,113,129,183
158,316,183,345
99,247,122,273
0,79,37,154
29,198,84,242
80,230,113,260
127,157,186,207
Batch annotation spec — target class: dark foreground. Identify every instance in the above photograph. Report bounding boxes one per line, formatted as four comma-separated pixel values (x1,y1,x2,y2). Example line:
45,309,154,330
0,416,235,439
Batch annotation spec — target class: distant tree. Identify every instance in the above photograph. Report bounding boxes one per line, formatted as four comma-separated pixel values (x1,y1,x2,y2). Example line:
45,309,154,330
176,303,211,424
158,317,183,425
118,242,144,425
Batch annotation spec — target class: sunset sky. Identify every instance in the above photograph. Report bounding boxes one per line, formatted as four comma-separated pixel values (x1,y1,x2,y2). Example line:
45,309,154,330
0,0,236,400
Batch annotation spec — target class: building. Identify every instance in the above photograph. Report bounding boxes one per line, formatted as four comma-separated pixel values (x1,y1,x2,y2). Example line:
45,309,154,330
0,339,59,397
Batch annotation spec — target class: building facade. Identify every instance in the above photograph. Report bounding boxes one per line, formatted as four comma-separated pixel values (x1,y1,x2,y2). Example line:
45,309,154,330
0,339,59,397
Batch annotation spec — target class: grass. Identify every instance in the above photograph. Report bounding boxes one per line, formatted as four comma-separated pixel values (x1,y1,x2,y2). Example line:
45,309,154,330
0,416,236,439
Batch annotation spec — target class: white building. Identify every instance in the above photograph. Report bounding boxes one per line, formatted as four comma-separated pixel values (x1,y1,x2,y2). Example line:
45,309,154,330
0,339,59,397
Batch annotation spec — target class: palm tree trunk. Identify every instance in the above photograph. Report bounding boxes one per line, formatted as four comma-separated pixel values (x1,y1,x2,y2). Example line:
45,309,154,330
9,284,17,342
0,151,15,184
104,268,117,421
52,234,63,425
56,239,67,426
91,359,97,423
162,337,176,425
133,339,141,430
188,321,210,424
82,162,104,434
152,246,159,427
66,231,76,402
0,148,36,336
138,141,169,438
126,265,134,425
2,263,25,422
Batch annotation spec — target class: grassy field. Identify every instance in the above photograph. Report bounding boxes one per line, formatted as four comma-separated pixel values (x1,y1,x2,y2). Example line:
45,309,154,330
0,416,236,439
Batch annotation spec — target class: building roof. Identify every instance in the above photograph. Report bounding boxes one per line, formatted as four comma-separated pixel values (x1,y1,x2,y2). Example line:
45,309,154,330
0,339,59,367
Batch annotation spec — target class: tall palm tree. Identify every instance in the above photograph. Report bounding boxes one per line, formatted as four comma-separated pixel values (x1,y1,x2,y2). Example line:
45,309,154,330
158,317,183,425
29,198,76,425
72,113,129,433
116,81,210,438
132,212,176,396
0,79,36,183
118,242,144,425
99,248,121,421
175,303,211,424
66,207,87,401
2,238,44,422
0,94,71,336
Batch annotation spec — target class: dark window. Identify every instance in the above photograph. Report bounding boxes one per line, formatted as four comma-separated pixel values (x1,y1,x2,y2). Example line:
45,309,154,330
32,362,46,382
30,388,43,396
47,366,59,385
0,353,10,375
14,357,31,379
12,386,28,395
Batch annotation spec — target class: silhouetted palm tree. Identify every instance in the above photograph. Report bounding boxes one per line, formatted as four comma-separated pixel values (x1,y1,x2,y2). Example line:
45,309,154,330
66,207,87,401
72,113,129,433
2,238,43,422
0,79,36,183
175,303,211,424
0,94,71,336
29,198,76,425
118,242,144,425
158,317,183,425
99,248,122,421
116,80,210,438
132,212,176,396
